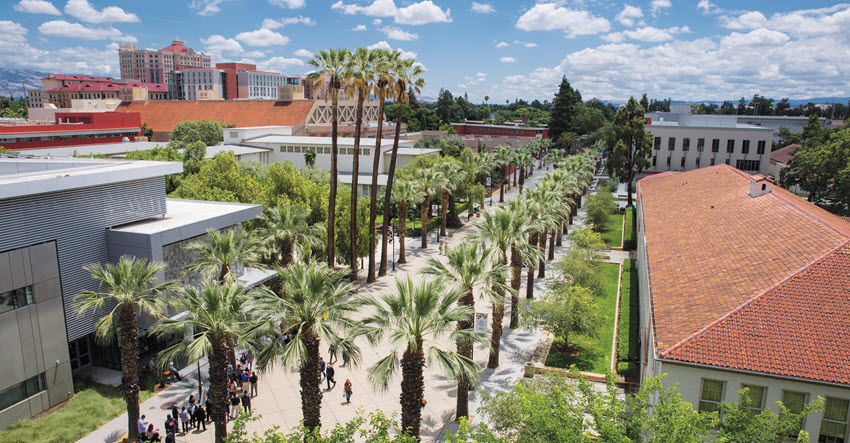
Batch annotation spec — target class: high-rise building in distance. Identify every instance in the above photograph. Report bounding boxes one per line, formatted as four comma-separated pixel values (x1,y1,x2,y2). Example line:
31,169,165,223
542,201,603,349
119,40,211,84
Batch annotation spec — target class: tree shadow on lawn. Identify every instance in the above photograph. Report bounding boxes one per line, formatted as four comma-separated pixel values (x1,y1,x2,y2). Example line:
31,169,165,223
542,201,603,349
544,337,605,373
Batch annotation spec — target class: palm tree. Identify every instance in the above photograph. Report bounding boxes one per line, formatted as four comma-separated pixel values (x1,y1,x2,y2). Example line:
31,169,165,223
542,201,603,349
252,261,359,433
504,199,546,329
344,47,377,281
184,228,263,367
380,56,425,276
151,279,255,443
367,48,397,283
391,179,423,264
421,241,508,419
433,161,465,236
522,184,558,299
307,48,350,268
255,206,322,268
517,149,535,194
414,167,444,249
494,145,512,203
74,257,177,441
304,147,317,167
357,277,487,439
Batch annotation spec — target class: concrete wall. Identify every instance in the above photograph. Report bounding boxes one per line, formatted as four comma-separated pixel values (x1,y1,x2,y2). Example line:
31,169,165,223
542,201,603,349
645,125,772,175
0,242,74,429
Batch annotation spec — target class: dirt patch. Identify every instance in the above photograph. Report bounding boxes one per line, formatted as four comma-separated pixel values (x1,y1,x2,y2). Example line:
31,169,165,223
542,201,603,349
555,343,582,356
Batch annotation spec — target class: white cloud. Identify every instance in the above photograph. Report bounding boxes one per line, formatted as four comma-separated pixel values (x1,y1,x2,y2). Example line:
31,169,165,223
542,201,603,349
380,26,418,40
64,0,139,23
256,56,305,72
202,34,244,54
235,28,290,46
244,50,265,58
650,0,671,14
516,3,610,37
268,0,305,8
190,0,225,16
0,21,28,46
719,5,850,38
500,56,516,63
471,2,494,14
38,20,136,42
496,41,509,48
602,25,690,43
367,41,417,59
719,28,789,48
513,40,538,47
720,11,767,30
262,16,316,29
353,24,367,31
373,18,382,25
332,0,451,25
105,42,119,50
616,5,643,27
293,48,313,57
697,0,720,15
14,0,61,15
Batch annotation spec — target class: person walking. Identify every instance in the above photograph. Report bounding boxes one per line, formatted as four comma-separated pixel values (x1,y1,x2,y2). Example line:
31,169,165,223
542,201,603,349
167,362,181,381
137,415,148,437
229,392,240,419
164,431,175,443
343,379,353,404
170,406,179,425
240,369,250,387
179,407,190,434
246,351,253,370
187,401,196,428
328,343,337,364
318,356,326,381
240,390,251,414
325,364,336,390
164,414,177,436
249,370,258,397
194,405,206,431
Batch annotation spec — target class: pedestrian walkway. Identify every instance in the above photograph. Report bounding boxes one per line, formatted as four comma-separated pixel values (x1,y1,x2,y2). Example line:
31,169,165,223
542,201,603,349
80,168,582,443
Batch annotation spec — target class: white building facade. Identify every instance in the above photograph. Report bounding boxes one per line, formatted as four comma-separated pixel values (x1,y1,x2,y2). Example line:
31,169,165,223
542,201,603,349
236,71,288,100
180,68,225,100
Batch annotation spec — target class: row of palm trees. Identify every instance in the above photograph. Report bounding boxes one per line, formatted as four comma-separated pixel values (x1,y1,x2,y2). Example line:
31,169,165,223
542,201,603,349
306,47,424,283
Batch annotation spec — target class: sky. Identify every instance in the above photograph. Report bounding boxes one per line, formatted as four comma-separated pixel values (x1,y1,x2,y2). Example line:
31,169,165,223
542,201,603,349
3,0,850,103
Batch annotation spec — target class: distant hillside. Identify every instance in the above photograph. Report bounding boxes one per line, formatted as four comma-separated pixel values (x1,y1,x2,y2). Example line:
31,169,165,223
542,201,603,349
0,69,45,98
673,97,850,106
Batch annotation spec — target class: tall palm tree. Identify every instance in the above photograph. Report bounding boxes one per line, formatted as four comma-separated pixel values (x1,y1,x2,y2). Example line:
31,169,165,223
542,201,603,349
184,228,263,367
367,48,397,283
504,199,546,329
415,167,444,249
433,161,465,236
421,242,508,419
494,145,512,203
522,185,557,299
151,279,255,443
344,47,377,281
391,179,423,264
252,261,359,433
517,149,535,194
75,257,176,441
255,206,322,268
307,48,350,268
357,277,487,439
380,56,425,276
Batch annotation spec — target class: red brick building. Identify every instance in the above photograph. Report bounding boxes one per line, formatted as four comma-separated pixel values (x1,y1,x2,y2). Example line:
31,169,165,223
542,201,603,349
0,112,142,150
452,122,548,139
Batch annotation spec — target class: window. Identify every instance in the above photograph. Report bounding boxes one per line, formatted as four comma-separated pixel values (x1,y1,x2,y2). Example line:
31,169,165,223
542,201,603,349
668,137,676,151
725,159,730,165
699,379,725,413
741,385,766,417
69,336,91,370
0,286,34,315
652,156,657,166
727,139,735,154
736,159,760,171
653,137,661,150
0,373,45,411
680,157,686,168
665,156,671,167
820,397,849,443
757,140,766,155
683,138,690,151
696,157,701,168
742,140,751,154
782,390,808,439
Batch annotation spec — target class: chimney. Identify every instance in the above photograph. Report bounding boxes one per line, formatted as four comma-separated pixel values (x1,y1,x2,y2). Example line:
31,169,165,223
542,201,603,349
749,174,772,198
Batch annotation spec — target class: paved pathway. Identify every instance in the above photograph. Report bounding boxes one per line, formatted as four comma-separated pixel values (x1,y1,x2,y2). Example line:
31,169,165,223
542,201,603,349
81,167,590,443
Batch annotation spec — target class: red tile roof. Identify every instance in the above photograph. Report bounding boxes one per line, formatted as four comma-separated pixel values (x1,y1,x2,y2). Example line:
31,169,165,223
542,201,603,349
48,74,115,82
770,144,800,165
115,100,315,133
162,42,190,52
638,164,850,384
49,82,168,93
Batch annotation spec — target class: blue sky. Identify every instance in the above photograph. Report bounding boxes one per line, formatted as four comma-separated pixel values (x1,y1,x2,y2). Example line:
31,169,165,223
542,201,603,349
3,0,849,102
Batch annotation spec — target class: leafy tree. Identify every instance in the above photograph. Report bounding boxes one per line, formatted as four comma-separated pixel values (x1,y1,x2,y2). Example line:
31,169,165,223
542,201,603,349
647,97,672,113
585,190,617,231
170,119,224,146
521,285,602,347
574,107,606,135
568,228,606,263
439,122,458,134
74,257,176,441
390,179,423,264
606,96,652,206
171,152,265,203
140,122,154,139
548,77,583,143
782,124,850,213
774,127,803,150
224,410,416,443
334,190,371,266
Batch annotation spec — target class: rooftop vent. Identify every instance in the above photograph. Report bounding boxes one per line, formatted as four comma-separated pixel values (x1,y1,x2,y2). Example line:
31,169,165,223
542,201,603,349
749,174,773,198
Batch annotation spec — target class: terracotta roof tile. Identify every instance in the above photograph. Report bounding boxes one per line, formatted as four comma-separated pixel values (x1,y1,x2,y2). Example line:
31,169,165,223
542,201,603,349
637,164,850,383
115,100,315,133
770,144,800,165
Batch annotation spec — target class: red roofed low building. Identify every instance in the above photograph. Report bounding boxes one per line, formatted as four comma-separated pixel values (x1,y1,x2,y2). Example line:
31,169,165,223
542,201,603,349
0,112,142,150
637,164,850,441
768,143,800,181
46,82,168,108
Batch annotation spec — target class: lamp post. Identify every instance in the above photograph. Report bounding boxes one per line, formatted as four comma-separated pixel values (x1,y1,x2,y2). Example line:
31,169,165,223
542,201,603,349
391,226,396,272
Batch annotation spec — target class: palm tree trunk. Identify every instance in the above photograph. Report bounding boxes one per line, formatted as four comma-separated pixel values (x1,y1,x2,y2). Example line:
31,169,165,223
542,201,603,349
519,167,525,195
556,223,564,247
439,191,448,236
487,296,504,369
350,90,365,282
119,303,141,441
456,287,474,420
328,91,339,268
548,229,556,260
537,229,546,278
420,194,429,249
281,237,293,267
400,342,425,439
368,89,386,283
398,201,408,264
498,165,506,203
301,328,322,433
526,229,537,299
226,335,237,371
512,166,517,187
210,333,229,443
509,247,522,329
380,90,405,276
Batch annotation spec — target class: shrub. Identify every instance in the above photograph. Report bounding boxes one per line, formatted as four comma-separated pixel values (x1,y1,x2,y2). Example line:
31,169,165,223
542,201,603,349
623,205,636,250
617,361,637,377
617,259,639,365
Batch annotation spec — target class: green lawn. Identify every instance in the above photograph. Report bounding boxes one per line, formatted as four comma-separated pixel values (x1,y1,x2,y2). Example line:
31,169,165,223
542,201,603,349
617,258,640,378
599,212,624,247
0,379,157,443
546,262,621,374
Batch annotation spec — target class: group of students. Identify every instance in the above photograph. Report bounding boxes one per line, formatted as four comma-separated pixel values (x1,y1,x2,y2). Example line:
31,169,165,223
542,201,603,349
319,345,353,404
136,393,208,442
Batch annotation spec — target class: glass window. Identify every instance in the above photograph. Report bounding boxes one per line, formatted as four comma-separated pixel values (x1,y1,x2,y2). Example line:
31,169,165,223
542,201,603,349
683,138,690,151
741,385,766,417
757,140,766,155
710,158,716,166
696,157,701,168
699,379,724,413
0,374,45,411
782,390,808,439
668,138,676,151
820,397,850,443
0,286,34,315
654,136,661,150
742,140,751,154
727,139,735,154
697,138,705,152
666,156,671,167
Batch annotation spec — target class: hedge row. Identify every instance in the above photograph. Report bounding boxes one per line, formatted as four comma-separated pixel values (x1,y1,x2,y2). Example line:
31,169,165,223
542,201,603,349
622,206,636,251
617,258,640,377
